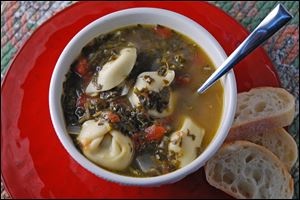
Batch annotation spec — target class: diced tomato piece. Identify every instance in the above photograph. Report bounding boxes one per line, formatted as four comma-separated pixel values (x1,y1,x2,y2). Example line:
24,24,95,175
76,94,87,107
176,74,191,86
154,25,172,39
107,112,120,123
145,125,167,141
74,57,89,76
112,98,127,105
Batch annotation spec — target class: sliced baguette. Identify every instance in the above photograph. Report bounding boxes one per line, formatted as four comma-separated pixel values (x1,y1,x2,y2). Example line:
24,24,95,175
205,141,294,199
226,128,298,171
230,87,295,137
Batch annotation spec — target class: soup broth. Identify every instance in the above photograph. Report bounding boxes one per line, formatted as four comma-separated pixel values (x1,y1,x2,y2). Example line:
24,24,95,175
62,24,223,177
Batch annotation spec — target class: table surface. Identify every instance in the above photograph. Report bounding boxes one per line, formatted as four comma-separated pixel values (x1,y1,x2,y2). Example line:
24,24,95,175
1,1,299,199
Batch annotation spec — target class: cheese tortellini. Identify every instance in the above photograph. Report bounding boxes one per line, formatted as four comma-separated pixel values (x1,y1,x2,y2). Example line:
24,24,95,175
168,116,205,168
77,120,134,171
147,92,177,118
128,69,176,117
86,47,137,94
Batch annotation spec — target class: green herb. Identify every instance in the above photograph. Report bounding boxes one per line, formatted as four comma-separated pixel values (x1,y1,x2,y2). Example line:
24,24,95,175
186,129,196,141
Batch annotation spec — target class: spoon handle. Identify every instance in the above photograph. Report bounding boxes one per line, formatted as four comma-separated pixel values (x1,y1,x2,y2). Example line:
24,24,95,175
197,4,293,94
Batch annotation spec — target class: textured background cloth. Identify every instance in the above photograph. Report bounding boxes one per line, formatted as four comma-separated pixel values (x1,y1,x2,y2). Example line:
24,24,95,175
1,1,299,199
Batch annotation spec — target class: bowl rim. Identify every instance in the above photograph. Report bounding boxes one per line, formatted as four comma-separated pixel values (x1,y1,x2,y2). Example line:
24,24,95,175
49,7,237,186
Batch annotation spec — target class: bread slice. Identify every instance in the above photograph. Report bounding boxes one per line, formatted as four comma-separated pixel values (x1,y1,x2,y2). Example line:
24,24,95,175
226,128,298,171
205,141,294,199
230,87,295,137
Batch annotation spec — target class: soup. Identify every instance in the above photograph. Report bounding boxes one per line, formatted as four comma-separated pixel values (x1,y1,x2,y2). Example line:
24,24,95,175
61,24,223,177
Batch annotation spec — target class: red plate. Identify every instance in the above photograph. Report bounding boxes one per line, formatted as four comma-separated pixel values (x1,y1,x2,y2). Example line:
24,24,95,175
1,1,280,199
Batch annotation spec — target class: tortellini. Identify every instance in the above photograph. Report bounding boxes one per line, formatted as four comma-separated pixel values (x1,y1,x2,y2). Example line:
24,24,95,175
77,120,134,171
86,47,137,94
147,92,177,118
128,69,176,117
131,70,175,93
168,116,205,168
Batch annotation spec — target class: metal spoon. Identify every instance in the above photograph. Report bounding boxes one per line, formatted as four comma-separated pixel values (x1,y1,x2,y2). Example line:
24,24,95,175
197,4,293,94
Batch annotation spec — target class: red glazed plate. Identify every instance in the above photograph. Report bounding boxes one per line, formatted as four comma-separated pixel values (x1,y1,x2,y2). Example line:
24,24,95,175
1,2,280,199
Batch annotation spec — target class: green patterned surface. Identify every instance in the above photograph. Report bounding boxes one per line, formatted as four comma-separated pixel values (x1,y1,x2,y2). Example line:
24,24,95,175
1,1,299,199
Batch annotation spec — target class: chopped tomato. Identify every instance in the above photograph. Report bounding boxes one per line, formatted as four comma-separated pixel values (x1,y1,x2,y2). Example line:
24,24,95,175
77,94,100,107
107,112,120,123
154,25,172,39
74,57,89,76
76,94,87,107
175,74,191,86
112,98,127,105
145,124,167,141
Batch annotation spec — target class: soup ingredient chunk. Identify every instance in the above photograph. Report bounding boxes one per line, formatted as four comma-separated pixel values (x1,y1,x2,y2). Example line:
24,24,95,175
135,153,159,174
128,69,176,117
168,116,205,167
86,47,137,94
148,92,177,118
78,119,134,170
145,124,167,141
132,70,175,93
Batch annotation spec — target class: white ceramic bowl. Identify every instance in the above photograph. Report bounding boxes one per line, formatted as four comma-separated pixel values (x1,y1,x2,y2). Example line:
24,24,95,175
49,8,237,186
